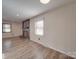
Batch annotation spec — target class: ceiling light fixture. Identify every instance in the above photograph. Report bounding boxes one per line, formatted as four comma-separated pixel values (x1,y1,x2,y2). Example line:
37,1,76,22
40,0,50,4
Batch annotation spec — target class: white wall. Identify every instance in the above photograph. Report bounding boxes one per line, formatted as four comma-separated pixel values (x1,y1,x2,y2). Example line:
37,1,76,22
30,2,76,57
2,20,22,38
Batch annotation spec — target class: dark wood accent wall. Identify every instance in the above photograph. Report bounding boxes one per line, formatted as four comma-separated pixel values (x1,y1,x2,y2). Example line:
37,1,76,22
22,19,30,39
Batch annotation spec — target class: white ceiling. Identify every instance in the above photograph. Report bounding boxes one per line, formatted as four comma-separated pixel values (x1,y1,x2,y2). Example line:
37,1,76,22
2,0,75,22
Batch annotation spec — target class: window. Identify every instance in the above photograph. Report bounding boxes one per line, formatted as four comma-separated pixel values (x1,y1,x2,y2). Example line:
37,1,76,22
2,24,11,33
35,20,44,36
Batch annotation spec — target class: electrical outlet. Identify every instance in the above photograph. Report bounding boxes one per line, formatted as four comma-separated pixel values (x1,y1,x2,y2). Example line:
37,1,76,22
38,38,40,40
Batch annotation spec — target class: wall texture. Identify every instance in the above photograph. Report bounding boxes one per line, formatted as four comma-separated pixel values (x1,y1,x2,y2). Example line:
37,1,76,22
2,20,22,38
30,2,76,57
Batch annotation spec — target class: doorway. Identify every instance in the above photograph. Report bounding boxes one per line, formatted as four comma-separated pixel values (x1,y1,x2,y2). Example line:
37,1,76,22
22,19,30,39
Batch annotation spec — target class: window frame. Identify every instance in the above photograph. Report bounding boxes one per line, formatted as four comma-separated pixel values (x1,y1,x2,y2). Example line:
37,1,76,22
35,19,44,36
2,23,12,33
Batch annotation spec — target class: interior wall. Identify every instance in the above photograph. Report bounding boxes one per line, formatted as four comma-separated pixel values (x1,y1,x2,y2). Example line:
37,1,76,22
2,20,22,38
30,2,76,57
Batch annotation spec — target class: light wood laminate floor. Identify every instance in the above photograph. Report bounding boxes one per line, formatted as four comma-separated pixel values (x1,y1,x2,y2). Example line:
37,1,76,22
2,37,74,59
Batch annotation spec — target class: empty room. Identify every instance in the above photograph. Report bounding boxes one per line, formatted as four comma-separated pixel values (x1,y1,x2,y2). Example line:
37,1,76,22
2,0,76,59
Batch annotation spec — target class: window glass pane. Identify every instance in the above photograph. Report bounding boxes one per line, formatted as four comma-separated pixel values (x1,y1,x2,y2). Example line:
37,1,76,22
3,24,10,28
3,28,11,32
3,24,11,33
35,20,44,36
35,20,43,27
36,29,43,35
